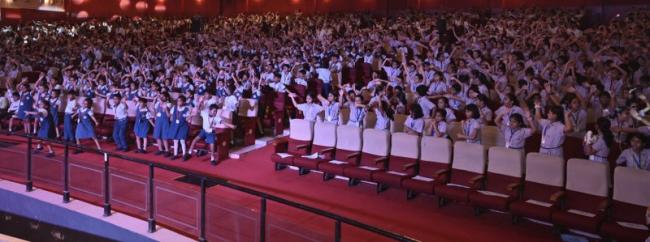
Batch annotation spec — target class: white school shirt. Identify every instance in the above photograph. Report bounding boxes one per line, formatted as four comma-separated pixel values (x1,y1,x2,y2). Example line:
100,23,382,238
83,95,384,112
297,103,323,122
588,137,610,163
280,72,292,86
374,108,390,130
200,110,223,133
405,116,425,134
268,82,286,93
8,100,20,112
463,119,482,144
616,148,650,171
316,68,332,84
431,121,447,138
111,102,128,120
64,99,78,114
417,97,436,118
322,103,340,123
224,95,238,113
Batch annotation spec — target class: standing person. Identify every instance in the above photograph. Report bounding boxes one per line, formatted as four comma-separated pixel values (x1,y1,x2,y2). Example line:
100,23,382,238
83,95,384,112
153,92,172,156
404,104,425,135
167,96,191,161
616,133,649,171
373,100,393,130
25,100,56,157
340,89,366,127
583,117,614,163
415,85,435,119
109,94,129,151
13,83,34,134
134,98,154,153
429,109,448,138
496,113,536,150
317,92,340,124
73,98,102,153
288,92,322,122
188,104,235,165
458,104,482,144
49,89,62,138
62,91,78,142
535,105,573,158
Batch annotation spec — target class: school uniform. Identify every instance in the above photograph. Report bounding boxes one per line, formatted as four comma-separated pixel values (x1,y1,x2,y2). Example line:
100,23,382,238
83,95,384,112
347,104,366,127
75,107,96,139
567,109,587,136
36,108,55,140
431,121,447,138
405,116,425,135
538,119,566,157
616,148,650,171
480,106,493,124
501,126,533,150
111,102,129,150
494,106,524,126
153,102,171,140
417,97,436,118
322,103,340,124
374,109,390,130
167,105,190,140
463,118,482,144
16,91,34,120
296,103,322,122
63,99,77,142
427,81,448,96
49,97,61,128
588,137,610,163
134,104,152,138
197,110,223,144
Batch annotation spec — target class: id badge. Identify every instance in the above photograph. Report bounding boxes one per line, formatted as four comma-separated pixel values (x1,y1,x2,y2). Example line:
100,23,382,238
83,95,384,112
505,142,511,149
541,137,546,145
157,113,162,117
176,120,180,124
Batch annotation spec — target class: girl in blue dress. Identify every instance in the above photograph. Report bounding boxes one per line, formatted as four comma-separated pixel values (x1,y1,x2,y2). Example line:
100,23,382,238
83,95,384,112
167,96,191,161
72,98,102,153
134,98,154,154
49,89,62,138
25,100,56,157
12,83,34,134
153,92,172,157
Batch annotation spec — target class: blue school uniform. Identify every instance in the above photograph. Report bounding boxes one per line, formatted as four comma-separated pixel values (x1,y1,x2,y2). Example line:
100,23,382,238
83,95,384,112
16,92,34,120
97,85,110,96
63,99,77,142
37,109,56,139
49,97,61,126
75,107,96,139
126,90,138,101
153,102,170,140
216,87,228,98
84,88,95,98
166,106,190,140
197,83,207,96
134,106,151,138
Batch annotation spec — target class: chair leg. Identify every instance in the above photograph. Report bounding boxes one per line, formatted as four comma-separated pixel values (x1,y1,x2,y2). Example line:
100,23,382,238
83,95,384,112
511,215,520,225
406,190,417,200
274,163,284,171
473,207,483,216
348,178,359,187
437,197,446,208
376,184,387,193
298,167,310,176
322,173,334,181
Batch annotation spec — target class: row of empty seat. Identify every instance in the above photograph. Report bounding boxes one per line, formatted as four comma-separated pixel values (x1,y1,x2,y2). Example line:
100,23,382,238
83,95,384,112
271,119,650,242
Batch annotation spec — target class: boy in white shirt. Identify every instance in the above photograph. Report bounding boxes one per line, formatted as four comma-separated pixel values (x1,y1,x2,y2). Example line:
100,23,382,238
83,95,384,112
188,104,235,165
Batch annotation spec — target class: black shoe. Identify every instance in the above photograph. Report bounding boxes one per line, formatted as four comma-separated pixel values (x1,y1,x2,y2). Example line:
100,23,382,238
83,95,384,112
163,152,172,157
121,148,129,152
210,159,217,166
46,152,55,158
140,149,147,154
183,154,190,161
154,150,164,156
170,155,178,160
73,149,83,154
135,149,142,153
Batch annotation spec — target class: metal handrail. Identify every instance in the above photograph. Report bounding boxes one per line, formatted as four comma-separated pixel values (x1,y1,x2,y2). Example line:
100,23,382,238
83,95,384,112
0,131,418,242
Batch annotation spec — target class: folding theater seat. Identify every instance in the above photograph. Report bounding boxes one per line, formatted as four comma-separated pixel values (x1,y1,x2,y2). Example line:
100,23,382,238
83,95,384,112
469,147,524,214
600,167,650,242
293,122,337,175
510,153,566,224
480,125,505,148
318,125,362,181
389,114,407,133
342,128,390,186
270,119,314,171
446,121,462,142
272,92,287,136
435,142,487,207
402,137,452,199
363,111,377,129
551,159,609,235
373,133,420,193
237,98,259,146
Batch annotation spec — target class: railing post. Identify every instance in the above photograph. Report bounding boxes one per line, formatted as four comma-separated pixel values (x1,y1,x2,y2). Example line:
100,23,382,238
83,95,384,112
103,153,111,216
62,143,70,203
147,164,156,233
198,177,207,242
25,135,33,192
260,197,266,242
334,220,341,242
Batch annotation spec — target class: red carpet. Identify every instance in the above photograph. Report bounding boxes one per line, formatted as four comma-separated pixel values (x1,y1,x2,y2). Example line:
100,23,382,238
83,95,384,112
0,134,560,242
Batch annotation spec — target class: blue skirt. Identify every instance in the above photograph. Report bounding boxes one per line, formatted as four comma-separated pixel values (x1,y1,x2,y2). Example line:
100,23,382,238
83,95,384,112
153,118,169,139
63,114,75,141
75,120,96,139
166,122,189,140
37,121,55,139
134,120,150,138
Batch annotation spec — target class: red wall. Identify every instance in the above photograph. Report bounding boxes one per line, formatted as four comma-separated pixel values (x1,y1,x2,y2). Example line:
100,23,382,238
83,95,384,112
2,0,648,22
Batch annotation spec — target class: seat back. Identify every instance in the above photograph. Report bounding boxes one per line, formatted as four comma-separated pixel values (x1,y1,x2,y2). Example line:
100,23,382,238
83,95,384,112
525,153,565,187
481,125,505,148
289,119,314,142
446,121,462,142
390,114,408,133
420,137,452,164
488,147,524,178
613,167,650,207
339,107,350,125
336,124,362,152
566,159,609,197
363,111,377,129
313,122,337,148
451,142,486,174
388,133,420,172
238,98,258,117
362,128,390,157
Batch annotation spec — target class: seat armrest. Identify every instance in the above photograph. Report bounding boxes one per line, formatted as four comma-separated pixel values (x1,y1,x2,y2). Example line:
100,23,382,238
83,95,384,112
469,175,485,185
345,152,361,163
296,144,310,150
597,199,611,212
272,140,288,152
433,169,450,179
374,157,388,165
318,147,335,156
549,191,566,203
506,182,521,191
402,162,417,171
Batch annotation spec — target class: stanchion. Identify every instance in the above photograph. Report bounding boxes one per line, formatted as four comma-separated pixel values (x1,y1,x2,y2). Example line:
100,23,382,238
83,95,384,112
103,153,111,216
62,143,70,203
260,197,267,242
147,164,156,232
198,177,207,242
25,136,33,192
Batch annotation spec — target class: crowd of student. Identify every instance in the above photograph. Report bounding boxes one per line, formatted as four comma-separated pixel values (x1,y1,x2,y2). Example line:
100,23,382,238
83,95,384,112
0,8,648,170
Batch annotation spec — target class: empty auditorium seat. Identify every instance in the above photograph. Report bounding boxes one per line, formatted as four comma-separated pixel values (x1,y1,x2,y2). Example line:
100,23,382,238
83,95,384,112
318,125,363,181
510,153,566,224
600,167,650,242
270,119,314,171
469,147,524,213
481,125,505,148
551,159,609,234
293,122,337,175
238,98,259,146
402,137,452,199
435,142,486,207
373,133,420,193
343,128,390,186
